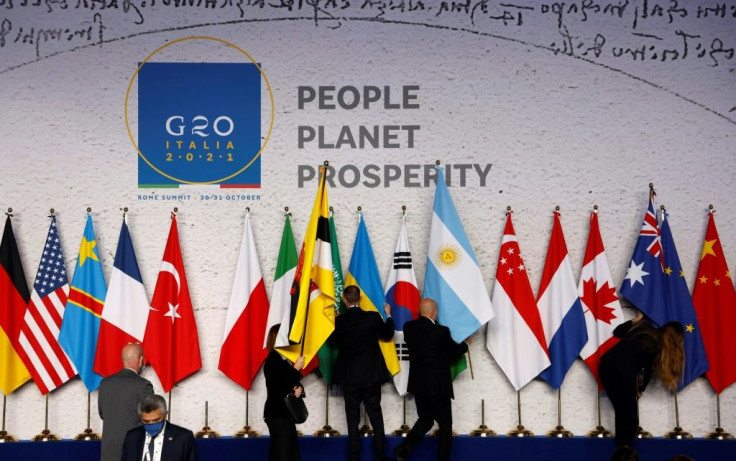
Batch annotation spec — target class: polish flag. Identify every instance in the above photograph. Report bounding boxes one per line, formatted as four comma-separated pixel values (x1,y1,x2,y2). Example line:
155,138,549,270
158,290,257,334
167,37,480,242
218,213,270,390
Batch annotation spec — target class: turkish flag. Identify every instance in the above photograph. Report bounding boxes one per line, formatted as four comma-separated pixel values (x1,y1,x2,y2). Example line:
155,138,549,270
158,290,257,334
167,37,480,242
144,215,201,393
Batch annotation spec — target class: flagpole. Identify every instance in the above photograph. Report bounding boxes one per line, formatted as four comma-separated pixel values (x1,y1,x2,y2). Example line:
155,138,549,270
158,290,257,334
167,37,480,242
706,393,734,439
0,395,17,442
507,390,533,437
391,396,411,436
315,381,340,437
587,390,613,437
32,394,59,442
74,392,100,440
235,390,260,437
665,392,692,439
195,401,220,439
168,390,172,422
470,399,496,437
546,387,573,437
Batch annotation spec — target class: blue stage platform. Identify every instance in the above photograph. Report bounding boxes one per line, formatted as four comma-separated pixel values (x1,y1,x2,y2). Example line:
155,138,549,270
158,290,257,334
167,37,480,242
1,435,734,460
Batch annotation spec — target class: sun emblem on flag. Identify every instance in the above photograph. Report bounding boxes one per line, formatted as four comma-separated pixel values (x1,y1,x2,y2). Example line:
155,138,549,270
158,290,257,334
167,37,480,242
435,243,462,271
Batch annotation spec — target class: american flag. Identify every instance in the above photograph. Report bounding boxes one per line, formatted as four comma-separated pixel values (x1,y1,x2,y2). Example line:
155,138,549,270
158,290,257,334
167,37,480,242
18,217,77,394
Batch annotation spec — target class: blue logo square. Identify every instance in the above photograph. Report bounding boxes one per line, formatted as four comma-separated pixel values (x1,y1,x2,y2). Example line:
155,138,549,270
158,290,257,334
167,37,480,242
138,62,261,187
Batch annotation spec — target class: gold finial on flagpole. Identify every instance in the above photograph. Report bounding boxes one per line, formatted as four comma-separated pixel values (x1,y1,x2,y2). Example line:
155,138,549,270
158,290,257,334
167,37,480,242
5,208,12,218
49,208,55,217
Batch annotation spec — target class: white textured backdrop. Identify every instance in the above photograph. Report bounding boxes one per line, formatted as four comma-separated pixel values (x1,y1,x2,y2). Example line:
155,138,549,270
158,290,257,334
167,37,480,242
1,1,735,441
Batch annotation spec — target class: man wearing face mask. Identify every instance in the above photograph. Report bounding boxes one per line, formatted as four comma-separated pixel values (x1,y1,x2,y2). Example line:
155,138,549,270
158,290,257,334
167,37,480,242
98,343,154,461
121,394,197,461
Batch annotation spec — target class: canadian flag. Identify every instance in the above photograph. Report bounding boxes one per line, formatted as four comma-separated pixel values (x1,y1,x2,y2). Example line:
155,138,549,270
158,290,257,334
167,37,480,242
144,215,201,393
218,213,270,390
577,211,624,388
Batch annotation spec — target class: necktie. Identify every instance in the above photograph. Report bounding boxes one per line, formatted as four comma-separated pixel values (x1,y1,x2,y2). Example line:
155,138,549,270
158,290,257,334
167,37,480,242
147,434,157,461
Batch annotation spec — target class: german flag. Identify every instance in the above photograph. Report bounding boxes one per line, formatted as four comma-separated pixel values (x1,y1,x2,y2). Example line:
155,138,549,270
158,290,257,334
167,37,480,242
0,216,31,395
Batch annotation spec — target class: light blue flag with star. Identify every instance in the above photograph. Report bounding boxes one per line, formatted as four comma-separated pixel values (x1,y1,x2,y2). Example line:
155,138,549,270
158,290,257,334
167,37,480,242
59,215,107,392
424,166,494,381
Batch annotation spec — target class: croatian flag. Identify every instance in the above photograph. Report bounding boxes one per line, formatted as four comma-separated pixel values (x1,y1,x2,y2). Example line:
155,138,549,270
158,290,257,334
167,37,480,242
577,211,624,388
424,165,494,343
385,220,420,396
537,211,588,389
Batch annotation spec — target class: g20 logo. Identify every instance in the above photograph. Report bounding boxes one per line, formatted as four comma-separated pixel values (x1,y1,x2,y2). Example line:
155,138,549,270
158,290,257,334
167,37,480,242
127,36,274,188
165,115,235,137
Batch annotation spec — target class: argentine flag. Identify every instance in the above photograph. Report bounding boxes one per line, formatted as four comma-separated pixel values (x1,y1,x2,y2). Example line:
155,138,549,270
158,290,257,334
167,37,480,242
424,166,494,343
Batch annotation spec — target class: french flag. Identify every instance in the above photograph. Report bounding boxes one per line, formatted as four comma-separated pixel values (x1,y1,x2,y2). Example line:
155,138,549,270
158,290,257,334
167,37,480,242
94,217,150,377
537,211,588,389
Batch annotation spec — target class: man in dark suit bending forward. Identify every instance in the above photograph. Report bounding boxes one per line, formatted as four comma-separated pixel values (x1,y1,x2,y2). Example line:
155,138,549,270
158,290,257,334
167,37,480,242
394,298,470,461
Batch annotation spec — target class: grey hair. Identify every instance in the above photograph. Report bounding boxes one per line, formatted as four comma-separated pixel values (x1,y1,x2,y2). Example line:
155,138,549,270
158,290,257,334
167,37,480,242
138,394,168,416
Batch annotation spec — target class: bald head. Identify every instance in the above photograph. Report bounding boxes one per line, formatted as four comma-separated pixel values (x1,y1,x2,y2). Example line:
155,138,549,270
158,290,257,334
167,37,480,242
122,343,144,372
419,298,437,320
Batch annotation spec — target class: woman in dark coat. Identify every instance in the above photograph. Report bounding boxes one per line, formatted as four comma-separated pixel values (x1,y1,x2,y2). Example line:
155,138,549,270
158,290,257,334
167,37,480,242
599,310,685,448
263,325,305,461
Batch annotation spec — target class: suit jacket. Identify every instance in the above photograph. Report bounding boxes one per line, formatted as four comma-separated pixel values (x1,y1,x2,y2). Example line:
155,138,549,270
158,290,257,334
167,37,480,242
330,307,394,386
121,422,197,461
403,316,468,398
98,368,154,461
263,350,305,420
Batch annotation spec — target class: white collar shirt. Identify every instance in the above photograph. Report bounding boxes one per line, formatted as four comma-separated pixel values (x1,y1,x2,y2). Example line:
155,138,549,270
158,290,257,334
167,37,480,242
142,422,166,461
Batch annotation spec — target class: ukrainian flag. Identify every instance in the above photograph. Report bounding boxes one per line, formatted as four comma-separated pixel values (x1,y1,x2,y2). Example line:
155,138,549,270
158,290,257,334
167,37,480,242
59,215,106,392
345,214,400,376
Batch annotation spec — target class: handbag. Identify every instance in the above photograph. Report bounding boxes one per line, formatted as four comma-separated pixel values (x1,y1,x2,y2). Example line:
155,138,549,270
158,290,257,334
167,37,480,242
284,393,308,423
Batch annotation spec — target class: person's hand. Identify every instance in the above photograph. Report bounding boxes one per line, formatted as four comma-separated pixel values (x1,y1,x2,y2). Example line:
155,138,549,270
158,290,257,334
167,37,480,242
293,385,303,398
633,310,644,323
384,303,391,317
294,355,305,371
636,391,642,400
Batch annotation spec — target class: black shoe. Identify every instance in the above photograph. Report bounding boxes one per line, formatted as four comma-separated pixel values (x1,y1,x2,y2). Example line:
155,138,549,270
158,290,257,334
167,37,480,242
393,445,408,461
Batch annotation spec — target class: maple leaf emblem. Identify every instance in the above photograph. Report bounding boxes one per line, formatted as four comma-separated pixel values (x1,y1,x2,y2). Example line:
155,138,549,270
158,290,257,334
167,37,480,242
581,278,618,324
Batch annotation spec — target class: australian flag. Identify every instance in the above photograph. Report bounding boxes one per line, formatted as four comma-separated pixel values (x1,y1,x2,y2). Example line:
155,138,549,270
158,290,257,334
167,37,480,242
621,195,708,389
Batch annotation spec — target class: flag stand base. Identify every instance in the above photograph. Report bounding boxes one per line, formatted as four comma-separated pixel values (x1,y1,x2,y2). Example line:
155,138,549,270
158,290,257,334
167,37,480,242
507,425,534,437
0,430,17,443
32,429,59,442
234,426,260,438
706,427,734,440
470,424,497,437
314,425,340,437
431,429,458,437
391,425,411,437
546,425,574,438
586,426,613,438
359,424,373,437
74,428,100,441
636,426,653,439
195,426,221,439
664,426,692,439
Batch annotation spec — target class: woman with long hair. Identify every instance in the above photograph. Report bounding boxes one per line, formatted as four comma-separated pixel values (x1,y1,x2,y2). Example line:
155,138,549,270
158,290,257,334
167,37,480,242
599,310,685,448
263,324,305,461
